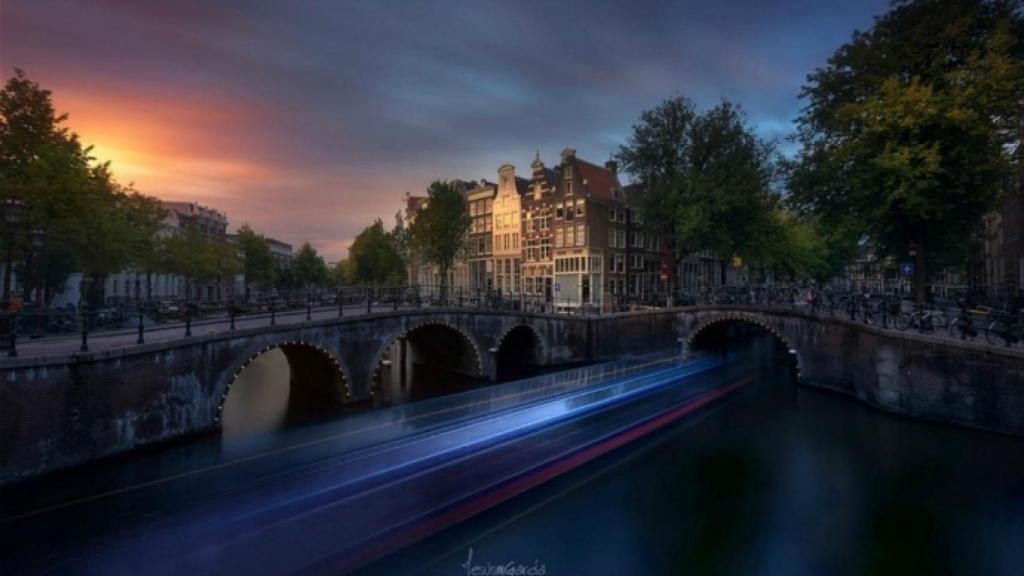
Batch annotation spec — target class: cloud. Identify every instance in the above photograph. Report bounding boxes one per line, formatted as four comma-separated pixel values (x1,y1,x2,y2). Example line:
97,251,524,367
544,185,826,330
3,0,889,259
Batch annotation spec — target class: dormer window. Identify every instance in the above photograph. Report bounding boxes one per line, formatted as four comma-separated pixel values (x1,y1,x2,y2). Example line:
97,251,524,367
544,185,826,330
565,165,573,179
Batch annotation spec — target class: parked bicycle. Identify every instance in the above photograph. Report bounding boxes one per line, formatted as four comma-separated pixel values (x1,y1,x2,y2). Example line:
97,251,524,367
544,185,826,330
896,305,940,333
985,309,1022,347
946,300,979,340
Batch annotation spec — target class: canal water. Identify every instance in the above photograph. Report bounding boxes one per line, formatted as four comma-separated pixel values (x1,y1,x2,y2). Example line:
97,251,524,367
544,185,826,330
3,334,1023,575
358,360,1024,575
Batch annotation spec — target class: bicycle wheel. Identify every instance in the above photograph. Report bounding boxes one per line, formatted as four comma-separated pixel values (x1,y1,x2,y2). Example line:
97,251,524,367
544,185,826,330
986,320,1007,346
947,318,961,339
895,312,912,331
919,315,935,333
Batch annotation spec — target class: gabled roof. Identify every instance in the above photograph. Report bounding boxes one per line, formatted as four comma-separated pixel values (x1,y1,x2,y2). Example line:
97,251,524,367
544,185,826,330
575,158,624,201
515,176,530,195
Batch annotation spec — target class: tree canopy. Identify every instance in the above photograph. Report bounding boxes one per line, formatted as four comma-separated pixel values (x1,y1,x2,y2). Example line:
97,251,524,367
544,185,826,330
409,180,470,290
347,219,406,284
789,0,1024,301
234,224,276,295
292,242,329,288
617,97,782,289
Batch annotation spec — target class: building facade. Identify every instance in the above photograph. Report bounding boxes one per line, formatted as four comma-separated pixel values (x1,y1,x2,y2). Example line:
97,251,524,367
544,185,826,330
104,201,231,304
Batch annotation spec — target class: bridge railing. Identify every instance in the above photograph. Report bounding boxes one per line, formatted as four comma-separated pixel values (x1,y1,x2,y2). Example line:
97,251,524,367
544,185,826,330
686,286,1024,349
0,284,612,357
4,284,1021,358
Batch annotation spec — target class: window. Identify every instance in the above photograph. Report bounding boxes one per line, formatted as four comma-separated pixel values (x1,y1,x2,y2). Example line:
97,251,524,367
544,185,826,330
617,230,626,248
565,226,574,246
555,203,564,219
613,254,625,273
609,229,617,248
565,165,573,179
609,207,617,222
555,228,564,247
575,199,585,217
575,224,585,246
566,181,573,195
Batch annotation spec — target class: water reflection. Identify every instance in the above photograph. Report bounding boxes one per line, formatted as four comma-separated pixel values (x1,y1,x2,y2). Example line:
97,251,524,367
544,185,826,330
359,342,1024,576
221,348,290,439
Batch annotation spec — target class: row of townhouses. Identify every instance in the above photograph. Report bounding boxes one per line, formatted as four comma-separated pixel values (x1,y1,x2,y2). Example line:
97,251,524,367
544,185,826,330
405,148,739,309
98,202,293,306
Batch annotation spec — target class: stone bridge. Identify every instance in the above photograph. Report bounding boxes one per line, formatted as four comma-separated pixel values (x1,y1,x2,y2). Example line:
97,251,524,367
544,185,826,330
2,306,1023,485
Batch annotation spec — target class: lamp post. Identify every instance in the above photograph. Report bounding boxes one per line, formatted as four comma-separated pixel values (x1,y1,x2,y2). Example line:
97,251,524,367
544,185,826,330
1,198,25,312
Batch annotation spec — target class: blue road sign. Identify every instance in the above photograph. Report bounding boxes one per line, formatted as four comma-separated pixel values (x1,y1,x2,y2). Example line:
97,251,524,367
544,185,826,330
900,262,914,277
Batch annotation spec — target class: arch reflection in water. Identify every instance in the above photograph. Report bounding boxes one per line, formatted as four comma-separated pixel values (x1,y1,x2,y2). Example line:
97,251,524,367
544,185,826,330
689,320,799,376
375,323,485,405
222,344,348,439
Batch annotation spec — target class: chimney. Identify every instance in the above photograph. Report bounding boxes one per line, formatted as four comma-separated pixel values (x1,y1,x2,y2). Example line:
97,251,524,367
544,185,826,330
605,159,618,176
560,147,576,162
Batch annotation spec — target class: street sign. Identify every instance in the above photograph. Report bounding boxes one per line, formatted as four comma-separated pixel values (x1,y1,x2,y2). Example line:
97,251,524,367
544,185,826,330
900,262,914,277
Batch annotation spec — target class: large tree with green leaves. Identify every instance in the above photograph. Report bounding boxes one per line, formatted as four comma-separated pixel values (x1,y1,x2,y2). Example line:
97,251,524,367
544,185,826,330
163,223,217,302
234,224,276,297
293,242,329,289
1,69,173,307
409,180,470,293
122,190,168,303
347,219,406,284
617,98,781,292
789,0,1024,302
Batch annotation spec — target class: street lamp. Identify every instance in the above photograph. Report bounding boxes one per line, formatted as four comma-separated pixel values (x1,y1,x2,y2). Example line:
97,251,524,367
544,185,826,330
1,198,25,312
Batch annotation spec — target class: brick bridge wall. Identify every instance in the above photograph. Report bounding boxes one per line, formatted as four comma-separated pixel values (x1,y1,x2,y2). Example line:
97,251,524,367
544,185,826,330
1,306,1022,485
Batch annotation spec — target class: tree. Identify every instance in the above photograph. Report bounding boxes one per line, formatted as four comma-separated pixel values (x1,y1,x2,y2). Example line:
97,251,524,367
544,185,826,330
122,190,168,303
210,239,239,300
618,98,780,291
789,0,1024,302
0,69,172,307
163,224,217,302
234,224,275,297
1,69,94,305
293,242,329,289
409,180,470,293
347,219,406,284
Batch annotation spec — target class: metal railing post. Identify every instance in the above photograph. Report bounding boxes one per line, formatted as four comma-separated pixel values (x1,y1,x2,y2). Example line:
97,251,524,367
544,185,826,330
394,286,399,311
137,309,145,345
306,293,312,321
185,302,193,338
270,300,276,326
458,287,463,308
229,299,236,331
367,287,372,314
8,313,17,358
338,289,344,317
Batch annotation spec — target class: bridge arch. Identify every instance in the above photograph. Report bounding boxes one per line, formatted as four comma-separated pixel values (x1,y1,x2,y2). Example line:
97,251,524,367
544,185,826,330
371,321,487,404
494,323,546,381
218,341,350,437
682,312,803,381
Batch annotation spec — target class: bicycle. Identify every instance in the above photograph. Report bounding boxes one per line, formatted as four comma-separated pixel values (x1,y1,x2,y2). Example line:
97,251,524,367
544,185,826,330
985,310,1022,347
946,301,978,340
896,305,939,333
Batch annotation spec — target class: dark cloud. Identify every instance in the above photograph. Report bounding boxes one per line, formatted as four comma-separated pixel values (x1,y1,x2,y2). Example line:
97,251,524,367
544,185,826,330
2,0,889,258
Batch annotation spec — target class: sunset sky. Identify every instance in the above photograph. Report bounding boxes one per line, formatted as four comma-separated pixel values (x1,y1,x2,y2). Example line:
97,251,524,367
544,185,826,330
3,0,888,260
